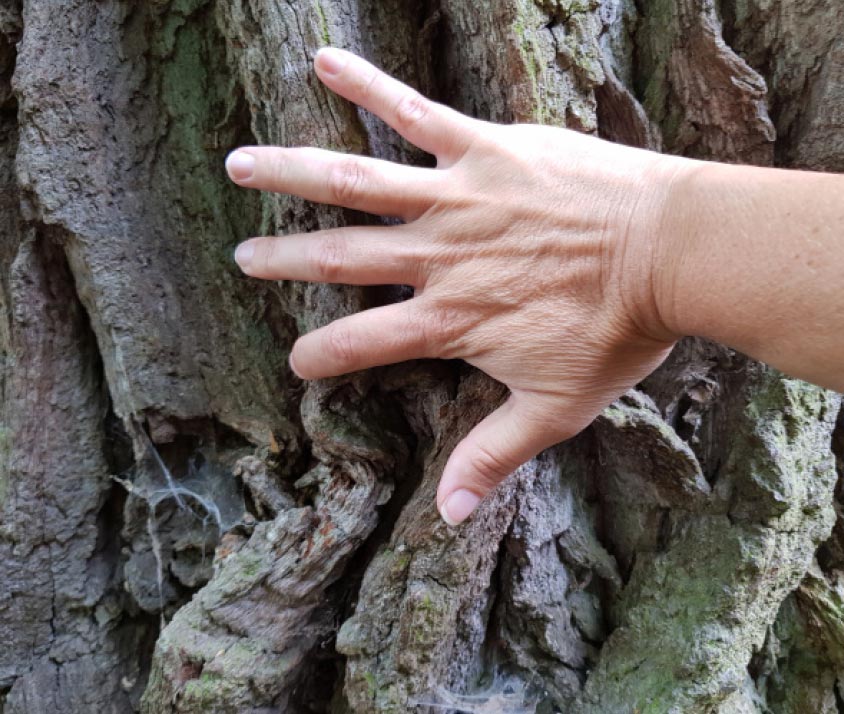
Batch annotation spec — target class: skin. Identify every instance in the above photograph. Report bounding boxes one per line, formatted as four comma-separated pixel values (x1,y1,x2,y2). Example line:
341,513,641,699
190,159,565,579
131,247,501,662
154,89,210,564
225,47,844,527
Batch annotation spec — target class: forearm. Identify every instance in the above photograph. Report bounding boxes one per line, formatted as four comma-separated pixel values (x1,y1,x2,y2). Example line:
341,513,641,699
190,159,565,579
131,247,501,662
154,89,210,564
657,161,844,391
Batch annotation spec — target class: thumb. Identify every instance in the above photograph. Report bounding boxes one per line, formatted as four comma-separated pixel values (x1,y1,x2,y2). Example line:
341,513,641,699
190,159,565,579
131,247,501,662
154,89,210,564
436,393,573,526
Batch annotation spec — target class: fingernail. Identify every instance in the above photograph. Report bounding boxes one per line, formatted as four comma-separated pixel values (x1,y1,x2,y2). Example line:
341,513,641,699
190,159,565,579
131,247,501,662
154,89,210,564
234,241,254,268
226,151,255,180
288,352,302,379
440,489,481,527
315,47,347,75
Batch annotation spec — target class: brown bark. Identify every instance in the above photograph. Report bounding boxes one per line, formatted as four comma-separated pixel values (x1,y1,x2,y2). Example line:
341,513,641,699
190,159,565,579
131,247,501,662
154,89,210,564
0,1,842,713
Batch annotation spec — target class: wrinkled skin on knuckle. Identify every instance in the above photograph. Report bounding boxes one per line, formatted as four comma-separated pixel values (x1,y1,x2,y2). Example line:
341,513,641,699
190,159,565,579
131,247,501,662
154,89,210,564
415,305,452,357
413,239,455,282
465,440,516,492
310,233,346,282
329,159,368,205
422,297,476,359
394,91,428,132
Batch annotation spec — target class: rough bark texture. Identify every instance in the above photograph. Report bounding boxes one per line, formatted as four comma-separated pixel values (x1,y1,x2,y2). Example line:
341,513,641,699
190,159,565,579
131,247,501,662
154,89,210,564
0,1,842,713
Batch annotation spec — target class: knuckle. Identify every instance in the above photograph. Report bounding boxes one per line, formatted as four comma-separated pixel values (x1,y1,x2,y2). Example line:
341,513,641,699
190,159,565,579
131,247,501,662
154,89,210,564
467,443,515,490
323,323,357,367
329,160,367,205
417,306,451,353
394,91,429,131
406,250,429,288
310,235,346,282
419,301,468,357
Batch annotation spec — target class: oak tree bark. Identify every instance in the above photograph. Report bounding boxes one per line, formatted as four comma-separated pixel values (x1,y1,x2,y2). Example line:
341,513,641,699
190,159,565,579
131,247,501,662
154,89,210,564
1,1,842,713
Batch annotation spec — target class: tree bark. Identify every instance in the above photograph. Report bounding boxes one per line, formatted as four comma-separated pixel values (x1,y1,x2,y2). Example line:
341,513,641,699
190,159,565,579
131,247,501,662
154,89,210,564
0,1,842,713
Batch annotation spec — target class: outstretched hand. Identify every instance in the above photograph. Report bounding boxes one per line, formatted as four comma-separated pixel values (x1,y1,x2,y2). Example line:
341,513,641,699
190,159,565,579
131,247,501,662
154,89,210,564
225,47,684,526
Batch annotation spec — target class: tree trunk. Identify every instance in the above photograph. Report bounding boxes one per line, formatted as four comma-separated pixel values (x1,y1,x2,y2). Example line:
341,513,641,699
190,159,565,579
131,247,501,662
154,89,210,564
1,1,842,713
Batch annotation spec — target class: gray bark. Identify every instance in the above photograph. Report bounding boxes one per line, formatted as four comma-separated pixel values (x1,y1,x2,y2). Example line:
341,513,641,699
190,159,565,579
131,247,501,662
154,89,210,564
0,1,842,713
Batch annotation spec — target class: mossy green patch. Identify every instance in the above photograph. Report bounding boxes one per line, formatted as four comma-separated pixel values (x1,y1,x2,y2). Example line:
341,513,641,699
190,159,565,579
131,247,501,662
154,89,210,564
511,11,544,123
363,671,378,699
315,1,331,46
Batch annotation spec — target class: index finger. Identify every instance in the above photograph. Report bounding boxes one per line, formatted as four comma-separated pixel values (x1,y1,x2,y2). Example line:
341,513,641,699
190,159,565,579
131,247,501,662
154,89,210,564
314,47,475,163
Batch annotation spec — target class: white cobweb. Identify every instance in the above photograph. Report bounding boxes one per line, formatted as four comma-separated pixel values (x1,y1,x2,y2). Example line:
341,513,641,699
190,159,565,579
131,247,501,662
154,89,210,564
411,670,548,714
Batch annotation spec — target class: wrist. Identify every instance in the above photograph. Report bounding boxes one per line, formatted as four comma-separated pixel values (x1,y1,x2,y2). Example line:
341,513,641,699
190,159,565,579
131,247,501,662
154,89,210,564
651,158,755,346
619,151,701,346
648,155,719,343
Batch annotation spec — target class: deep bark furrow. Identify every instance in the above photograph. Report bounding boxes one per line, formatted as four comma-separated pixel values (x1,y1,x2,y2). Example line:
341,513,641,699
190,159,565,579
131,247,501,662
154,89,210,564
723,0,844,171
14,0,298,441
2,6,153,711
635,0,776,163
0,229,149,713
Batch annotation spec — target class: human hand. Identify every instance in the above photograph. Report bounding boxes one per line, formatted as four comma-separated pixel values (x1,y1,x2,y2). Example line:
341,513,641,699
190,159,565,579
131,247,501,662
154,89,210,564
225,47,684,526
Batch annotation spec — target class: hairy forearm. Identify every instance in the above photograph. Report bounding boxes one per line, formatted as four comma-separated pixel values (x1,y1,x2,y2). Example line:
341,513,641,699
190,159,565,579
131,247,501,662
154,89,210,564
657,161,844,391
